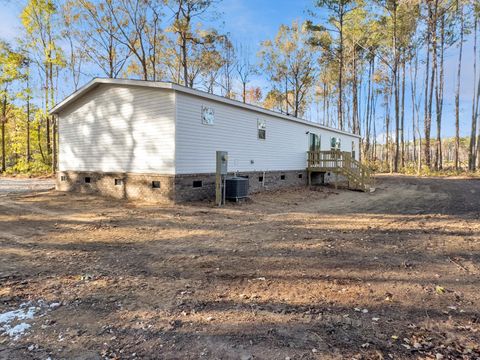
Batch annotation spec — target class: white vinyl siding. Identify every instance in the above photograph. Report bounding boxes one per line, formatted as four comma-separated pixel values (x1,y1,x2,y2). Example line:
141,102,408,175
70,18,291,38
58,84,175,174
175,92,359,174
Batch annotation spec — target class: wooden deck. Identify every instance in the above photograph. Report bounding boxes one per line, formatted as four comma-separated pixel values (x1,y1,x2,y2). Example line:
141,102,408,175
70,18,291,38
307,150,374,191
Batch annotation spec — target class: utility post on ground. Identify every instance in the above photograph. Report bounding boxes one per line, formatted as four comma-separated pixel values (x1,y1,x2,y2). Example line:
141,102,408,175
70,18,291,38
216,151,228,206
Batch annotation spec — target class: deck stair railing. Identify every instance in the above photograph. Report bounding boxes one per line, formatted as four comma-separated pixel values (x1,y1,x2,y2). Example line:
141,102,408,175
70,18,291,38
307,150,374,192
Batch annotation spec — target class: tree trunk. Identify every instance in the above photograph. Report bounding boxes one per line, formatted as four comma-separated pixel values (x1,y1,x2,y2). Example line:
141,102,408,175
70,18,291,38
373,107,377,162
469,17,478,170
411,53,419,167
27,93,30,163
45,70,51,158
182,36,188,87
365,58,372,158
476,64,480,170
285,75,289,115
455,6,464,170
294,78,300,118
401,59,406,169
338,7,344,130
385,90,391,171
393,1,400,172
435,12,445,170
425,1,437,168
1,94,6,173
352,44,358,135
52,116,57,173
323,80,327,126
49,58,56,168
370,58,376,162
423,17,430,169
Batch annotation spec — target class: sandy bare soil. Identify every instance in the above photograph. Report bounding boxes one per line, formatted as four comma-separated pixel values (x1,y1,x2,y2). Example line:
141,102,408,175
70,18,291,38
0,175,479,360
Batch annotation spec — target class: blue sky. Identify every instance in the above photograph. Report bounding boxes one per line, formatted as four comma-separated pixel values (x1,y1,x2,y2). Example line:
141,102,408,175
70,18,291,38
0,0,477,139
221,0,313,43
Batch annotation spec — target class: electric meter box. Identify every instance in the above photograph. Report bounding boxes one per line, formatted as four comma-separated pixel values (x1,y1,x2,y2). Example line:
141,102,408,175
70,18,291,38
216,151,228,175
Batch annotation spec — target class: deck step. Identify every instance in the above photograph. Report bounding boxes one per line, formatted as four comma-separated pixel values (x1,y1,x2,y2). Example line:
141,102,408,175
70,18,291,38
307,150,374,192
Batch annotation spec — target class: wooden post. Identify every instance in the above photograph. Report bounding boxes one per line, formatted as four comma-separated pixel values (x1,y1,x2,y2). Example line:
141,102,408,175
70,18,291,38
216,151,228,206
215,171,222,206
334,151,338,190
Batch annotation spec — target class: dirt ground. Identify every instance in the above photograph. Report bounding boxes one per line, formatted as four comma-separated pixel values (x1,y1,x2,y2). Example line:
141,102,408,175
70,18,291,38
0,178,54,195
0,175,479,360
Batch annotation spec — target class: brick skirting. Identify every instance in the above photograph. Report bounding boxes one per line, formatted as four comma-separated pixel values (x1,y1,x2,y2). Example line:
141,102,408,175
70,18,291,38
56,171,175,202
56,170,317,202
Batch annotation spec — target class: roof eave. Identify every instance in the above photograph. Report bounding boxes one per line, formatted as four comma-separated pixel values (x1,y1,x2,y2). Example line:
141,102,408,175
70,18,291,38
49,78,360,139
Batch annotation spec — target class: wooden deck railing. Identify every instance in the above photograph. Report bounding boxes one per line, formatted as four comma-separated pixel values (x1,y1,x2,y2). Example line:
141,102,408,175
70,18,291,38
307,150,374,191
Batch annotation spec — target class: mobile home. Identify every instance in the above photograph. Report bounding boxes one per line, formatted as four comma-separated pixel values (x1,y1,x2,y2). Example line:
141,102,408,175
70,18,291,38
50,78,362,202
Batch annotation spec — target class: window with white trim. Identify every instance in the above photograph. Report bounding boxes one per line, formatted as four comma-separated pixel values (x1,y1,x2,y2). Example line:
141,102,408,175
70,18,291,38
257,119,266,139
330,137,341,151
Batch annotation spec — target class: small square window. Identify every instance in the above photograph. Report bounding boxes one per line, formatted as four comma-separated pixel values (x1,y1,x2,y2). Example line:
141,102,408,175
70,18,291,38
60,175,66,181
84,177,91,184
280,175,286,180
258,176,264,182
152,181,161,189
298,173,303,179
201,106,215,125
193,180,203,188
115,179,123,186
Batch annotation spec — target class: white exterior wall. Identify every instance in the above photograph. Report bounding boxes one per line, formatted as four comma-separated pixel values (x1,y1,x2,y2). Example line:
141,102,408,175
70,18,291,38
175,92,360,174
58,84,175,174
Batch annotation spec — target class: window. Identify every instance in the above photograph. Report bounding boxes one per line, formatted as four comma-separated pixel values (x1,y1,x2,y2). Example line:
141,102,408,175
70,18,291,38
193,180,203,188
351,141,356,160
84,177,91,184
280,174,286,180
298,173,303,179
115,179,123,186
60,175,66,181
152,181,161,189
201,106,215,125
257,119,266,139
258,176,264,182
309,133,320,152
331,137,341,151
